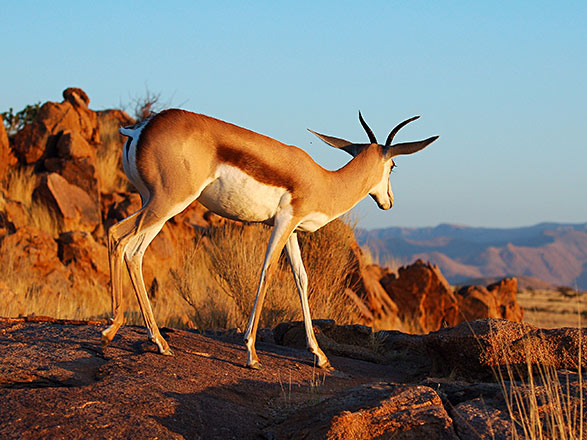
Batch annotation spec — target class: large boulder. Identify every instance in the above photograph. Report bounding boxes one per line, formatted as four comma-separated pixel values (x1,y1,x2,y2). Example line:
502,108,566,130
12,88,99,164
423,319,586,379
33,173,101,233
273,319,586,382
380,260,459,332
44,130,100,207
455,277,523,322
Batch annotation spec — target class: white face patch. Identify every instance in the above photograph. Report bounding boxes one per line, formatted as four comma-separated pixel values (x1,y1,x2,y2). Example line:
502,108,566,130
369,161,394,210
198,164,289,222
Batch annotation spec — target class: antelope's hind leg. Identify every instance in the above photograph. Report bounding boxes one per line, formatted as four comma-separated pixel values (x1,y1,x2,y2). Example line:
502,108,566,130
124,217,171,355
101,204,172,355
102,211,142,347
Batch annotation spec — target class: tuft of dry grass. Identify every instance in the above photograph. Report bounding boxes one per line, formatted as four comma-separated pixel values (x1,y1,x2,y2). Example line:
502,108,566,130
359,241,404,278
172,219,360,331
95,145,130,195
495,345,584,439
2,165,37,205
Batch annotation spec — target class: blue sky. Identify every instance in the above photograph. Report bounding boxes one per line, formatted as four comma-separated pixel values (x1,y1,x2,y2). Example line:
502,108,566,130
2,1,586,229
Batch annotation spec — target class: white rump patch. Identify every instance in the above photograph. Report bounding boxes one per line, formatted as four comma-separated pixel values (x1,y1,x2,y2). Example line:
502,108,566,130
121,122,150,203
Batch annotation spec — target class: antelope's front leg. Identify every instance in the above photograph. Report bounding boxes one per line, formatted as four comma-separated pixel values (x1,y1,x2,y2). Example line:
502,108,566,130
285,233,331,369
244,215,296,369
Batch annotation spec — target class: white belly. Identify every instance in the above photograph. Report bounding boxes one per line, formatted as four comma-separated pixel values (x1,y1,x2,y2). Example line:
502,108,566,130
198,164,288,222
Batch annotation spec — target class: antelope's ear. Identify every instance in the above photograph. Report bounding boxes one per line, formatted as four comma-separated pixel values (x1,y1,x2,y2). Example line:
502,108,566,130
385,136,439,158
308,129,351,149
308,129,361,156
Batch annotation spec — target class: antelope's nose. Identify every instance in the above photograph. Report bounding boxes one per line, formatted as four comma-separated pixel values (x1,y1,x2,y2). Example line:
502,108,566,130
379,200,392,210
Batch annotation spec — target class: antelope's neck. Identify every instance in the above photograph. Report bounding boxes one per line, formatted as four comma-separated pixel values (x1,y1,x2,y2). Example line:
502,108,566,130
324,146,384,215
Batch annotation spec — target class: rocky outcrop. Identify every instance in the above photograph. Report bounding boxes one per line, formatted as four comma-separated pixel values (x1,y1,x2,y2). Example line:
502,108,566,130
0,226,70,296
57,231,109,283
12,88,99,164
0,191,31,231
44,130,100,205
101,191,142,230
347,243,399,324
349,259,524,332
455,278,524,323
487,277,524,321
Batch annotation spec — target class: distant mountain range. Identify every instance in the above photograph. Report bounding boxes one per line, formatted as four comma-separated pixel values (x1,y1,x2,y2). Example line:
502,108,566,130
357,223,587,290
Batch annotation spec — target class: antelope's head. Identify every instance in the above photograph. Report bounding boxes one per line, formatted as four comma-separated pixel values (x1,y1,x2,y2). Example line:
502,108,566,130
309,112,438,210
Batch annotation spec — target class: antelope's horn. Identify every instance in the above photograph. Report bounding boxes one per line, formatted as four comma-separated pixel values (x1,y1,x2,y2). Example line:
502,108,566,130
358,111,377,144
385,116,420,147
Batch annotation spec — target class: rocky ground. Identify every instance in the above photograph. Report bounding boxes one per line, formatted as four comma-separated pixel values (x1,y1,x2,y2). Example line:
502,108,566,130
1,317,585,439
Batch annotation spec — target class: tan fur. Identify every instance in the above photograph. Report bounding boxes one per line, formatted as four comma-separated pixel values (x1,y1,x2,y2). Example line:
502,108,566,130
135,110,384,220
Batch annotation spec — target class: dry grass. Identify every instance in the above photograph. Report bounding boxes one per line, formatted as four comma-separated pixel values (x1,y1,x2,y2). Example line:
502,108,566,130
95,145,129,194
2,165,37,205
360,244,404,277
494,338,584,439
517,288,586,329
172,219,359,331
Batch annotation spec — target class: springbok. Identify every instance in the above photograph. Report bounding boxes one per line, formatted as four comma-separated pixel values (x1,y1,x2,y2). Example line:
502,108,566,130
101,109,438,369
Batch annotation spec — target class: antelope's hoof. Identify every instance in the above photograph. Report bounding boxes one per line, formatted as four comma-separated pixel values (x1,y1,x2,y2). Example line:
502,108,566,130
247,360,263,370
101,332,112,348
318,359,333,370
161,348,174,356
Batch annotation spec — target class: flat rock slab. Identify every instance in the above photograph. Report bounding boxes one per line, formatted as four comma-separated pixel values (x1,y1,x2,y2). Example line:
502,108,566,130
0,319,406,439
